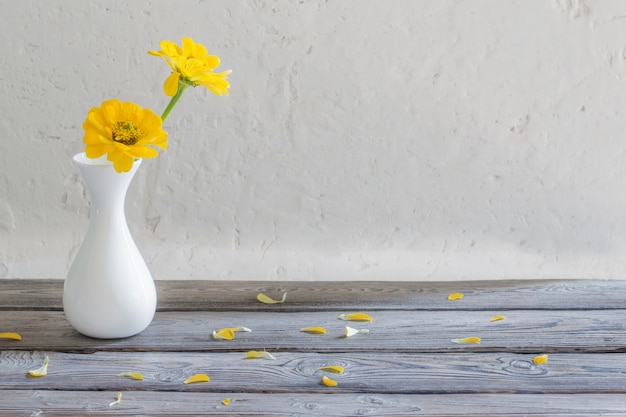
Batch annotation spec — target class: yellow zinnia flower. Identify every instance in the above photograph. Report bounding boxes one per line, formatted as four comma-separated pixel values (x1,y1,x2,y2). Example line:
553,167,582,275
149,37,231,97
83,99,168,173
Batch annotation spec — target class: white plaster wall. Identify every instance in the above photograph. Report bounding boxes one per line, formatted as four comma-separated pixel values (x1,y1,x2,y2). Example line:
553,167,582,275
2,0,626,281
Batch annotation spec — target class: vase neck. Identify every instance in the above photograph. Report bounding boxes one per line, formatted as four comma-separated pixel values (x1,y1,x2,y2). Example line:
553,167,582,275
73,153,141,211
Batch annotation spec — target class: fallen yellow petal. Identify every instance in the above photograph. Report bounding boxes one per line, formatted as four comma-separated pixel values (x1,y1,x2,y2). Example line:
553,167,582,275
117,372,144,381
28,356,49,377
108,392,122,407
257,292,287,304
213,328,235,340
448,292,464,300
338,312,373,322
321,375,338,387
318,365,344,374
0,332,22,341
451,337,481,344
533,354,549,365
245,350,276,360
344,326,370,338
212,326,251,340
490,315,506,322
300,326,327,334
222,397,231,406
184,374,210,384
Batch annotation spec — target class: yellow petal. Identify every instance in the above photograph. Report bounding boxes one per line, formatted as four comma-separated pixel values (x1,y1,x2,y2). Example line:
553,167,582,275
117,372,144,381
448,293,464,300
257,292,287,304
344,326,370,338
0,332,22,340
533,354,549,365
490,315,506,322
109,392,123,407
28,356,49,377
321,376,338,387
300,326,327,334
212,326,251,340
213,328,235,340
222,397,231,406
164,72,180,97
451,337,481,344
184,374,210,384
245,350,276,360
318,365,344,374
338,312,373,322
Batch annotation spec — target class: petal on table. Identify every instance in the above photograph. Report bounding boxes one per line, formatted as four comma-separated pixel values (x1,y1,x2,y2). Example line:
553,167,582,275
257,292,287,304
321,376,338,387
451,337,481,344
338,312,373,322
245,350,276,360
184,374,210,384
0,332,22,341
344,326,370,338
117,372,144,381
28,356,49,377
108,392,123,407
300,326,327,334
318,365,344,374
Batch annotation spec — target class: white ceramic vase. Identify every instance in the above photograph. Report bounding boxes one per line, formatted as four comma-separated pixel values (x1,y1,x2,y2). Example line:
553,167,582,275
64,152,156,339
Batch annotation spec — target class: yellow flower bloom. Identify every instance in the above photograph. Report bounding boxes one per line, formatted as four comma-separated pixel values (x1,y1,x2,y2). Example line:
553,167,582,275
222,397,231,406
83,99,167,173
149,37,231,97
533,354,549,365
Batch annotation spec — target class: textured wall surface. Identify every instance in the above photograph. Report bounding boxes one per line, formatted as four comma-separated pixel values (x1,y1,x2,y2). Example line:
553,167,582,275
2,0,626,281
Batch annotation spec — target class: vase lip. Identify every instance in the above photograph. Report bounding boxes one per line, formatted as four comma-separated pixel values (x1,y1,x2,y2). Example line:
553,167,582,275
73,152,142,168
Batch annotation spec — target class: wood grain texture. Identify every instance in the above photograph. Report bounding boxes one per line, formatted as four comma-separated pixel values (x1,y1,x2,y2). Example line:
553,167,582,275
2,279,626,416
2,279,626,310
2,391,625,417
3,309,626,353
2,350,626,394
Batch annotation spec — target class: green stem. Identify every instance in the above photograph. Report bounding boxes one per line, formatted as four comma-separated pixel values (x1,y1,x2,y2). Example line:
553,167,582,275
160,82,189,122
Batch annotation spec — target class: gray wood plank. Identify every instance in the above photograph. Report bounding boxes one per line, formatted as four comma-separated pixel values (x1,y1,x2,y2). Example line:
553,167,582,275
3,309,626,353
2,279,626,311
2,350,626,394
2,391,625,416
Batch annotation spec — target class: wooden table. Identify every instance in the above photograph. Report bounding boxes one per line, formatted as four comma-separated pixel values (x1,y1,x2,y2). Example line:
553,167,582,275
2,279,626,416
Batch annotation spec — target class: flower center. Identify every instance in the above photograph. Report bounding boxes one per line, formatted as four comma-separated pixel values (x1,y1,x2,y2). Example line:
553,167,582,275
112,121,141,145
